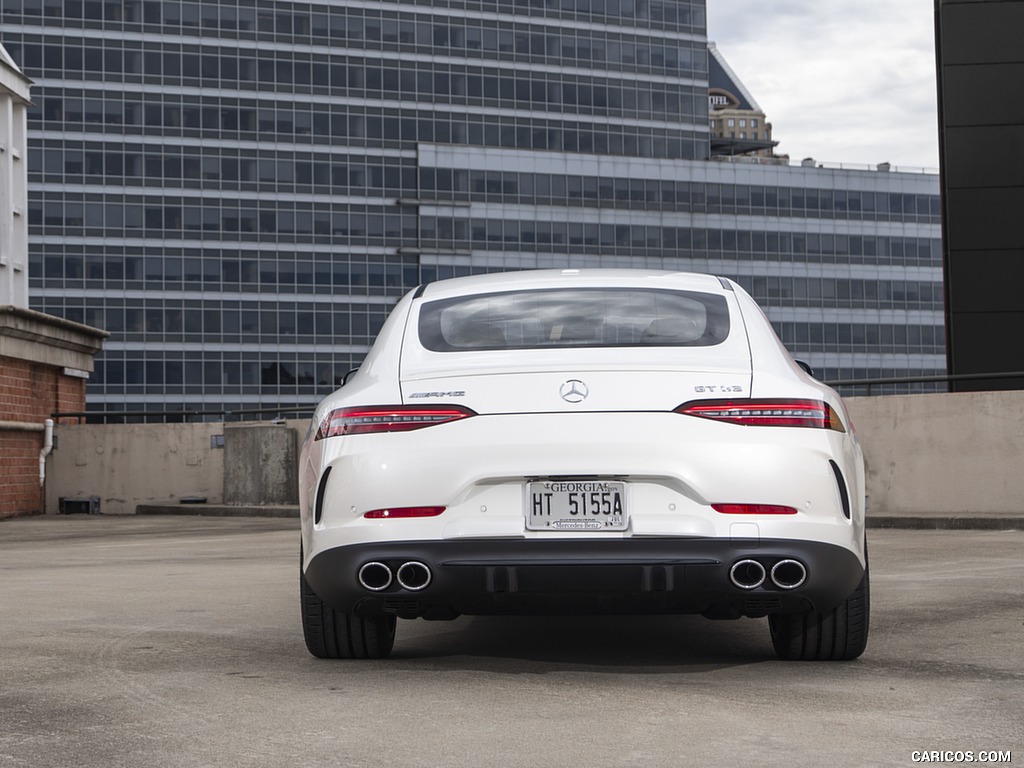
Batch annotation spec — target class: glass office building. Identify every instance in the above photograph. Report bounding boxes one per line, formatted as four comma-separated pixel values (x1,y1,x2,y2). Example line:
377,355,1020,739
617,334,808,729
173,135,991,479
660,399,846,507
1,0,943,417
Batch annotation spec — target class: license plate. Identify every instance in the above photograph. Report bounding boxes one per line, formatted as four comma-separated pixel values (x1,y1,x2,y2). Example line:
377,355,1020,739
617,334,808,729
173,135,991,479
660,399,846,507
526,480,628,531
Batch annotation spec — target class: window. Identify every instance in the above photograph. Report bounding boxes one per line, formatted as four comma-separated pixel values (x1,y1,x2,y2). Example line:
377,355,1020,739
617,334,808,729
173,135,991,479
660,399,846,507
418,288,730,351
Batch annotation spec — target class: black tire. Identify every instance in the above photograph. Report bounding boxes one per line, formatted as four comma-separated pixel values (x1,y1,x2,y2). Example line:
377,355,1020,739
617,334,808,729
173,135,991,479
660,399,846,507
769,559,870,661
300,558,396,659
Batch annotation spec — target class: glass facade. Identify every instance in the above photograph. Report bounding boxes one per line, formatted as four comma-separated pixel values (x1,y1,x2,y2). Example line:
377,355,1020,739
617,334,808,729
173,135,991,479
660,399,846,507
2,0,943,417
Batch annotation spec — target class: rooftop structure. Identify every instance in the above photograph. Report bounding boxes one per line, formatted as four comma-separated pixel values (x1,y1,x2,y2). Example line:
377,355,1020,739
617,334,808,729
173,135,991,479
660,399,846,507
1,47,105,518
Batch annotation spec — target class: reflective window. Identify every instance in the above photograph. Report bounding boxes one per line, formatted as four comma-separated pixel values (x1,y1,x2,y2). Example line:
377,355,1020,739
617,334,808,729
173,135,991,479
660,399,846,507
419,288,730,351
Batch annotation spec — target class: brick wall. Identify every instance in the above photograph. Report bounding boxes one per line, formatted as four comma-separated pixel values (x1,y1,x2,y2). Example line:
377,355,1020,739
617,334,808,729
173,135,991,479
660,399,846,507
0,432,43,516
0,354,87,518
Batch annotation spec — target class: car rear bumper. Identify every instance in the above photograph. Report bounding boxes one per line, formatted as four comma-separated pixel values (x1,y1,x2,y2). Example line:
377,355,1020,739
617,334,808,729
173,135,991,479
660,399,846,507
304,537,865,620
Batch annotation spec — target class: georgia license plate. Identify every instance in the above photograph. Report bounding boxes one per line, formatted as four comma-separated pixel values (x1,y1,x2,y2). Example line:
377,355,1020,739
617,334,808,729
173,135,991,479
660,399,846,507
526,480,628,531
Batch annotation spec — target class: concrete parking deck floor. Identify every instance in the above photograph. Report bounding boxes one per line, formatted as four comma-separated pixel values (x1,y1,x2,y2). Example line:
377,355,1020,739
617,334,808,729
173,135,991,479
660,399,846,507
1,515,1021,768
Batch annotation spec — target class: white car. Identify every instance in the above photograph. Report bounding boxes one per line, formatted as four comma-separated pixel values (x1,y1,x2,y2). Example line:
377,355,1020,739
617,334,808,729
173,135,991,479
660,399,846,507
299,269,868,661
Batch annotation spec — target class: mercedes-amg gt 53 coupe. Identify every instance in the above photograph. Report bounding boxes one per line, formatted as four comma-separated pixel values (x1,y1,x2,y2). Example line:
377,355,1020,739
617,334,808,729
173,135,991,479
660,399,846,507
299,269,868,661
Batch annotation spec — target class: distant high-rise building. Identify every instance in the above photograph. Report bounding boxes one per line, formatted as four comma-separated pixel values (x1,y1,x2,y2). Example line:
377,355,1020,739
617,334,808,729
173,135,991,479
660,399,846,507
1,1,943,418
707,42,777,158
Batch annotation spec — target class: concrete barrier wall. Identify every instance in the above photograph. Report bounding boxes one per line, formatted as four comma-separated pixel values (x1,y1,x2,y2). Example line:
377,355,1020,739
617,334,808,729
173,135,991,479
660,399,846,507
42,393,1024,517
45,420,308,515
45,422,228,515
845,391,1024,516
223,423,299,506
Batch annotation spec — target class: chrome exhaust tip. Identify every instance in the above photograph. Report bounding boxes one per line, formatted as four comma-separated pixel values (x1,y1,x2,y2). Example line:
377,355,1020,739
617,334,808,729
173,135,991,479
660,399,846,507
357,561,393,591
770,559,807,590
729,559,766,590
396,561,432,591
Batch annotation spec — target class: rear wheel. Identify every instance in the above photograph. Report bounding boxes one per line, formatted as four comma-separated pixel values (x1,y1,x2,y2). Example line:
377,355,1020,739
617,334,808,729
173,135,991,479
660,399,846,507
300,556,396,659
769,559,869,661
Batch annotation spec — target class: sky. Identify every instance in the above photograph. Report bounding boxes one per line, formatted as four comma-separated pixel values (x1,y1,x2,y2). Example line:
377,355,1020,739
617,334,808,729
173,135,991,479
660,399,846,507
706,0,940,170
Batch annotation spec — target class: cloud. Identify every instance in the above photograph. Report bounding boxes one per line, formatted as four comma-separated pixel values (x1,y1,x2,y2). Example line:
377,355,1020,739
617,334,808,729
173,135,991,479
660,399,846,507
707,0,939,169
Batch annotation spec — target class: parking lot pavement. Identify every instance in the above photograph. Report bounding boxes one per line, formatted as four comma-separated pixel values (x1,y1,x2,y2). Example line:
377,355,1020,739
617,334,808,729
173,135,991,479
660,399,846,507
1,515,1021,768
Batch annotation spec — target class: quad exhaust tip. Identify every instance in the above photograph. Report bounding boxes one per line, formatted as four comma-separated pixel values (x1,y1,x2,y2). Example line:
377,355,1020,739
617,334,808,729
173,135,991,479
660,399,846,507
357,561,393,592
357,561,434,592
396,561,432,591
729,559,766,590
729,558,808,590
770,559,807,590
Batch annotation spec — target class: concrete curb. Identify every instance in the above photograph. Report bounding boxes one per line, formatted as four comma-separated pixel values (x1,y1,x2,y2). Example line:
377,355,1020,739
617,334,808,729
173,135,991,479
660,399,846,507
135,504,299,519
133,505,1024,530
866,516,1024,531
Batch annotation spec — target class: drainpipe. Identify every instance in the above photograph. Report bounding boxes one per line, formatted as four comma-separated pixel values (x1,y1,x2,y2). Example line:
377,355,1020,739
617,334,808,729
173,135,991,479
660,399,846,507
39,419,54,487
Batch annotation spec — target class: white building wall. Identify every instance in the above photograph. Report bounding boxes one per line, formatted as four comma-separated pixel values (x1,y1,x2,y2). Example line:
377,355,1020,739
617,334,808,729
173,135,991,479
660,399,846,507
0,44,32,309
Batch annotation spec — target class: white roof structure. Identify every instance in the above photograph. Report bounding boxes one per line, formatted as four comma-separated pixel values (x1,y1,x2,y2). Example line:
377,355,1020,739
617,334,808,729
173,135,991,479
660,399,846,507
708,41,763,113
0,43,21,71
1,42,33,308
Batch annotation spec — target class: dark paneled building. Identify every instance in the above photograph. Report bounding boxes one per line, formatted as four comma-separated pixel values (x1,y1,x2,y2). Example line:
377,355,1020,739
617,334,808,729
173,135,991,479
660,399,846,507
936,0,1024,389
2,1,944,417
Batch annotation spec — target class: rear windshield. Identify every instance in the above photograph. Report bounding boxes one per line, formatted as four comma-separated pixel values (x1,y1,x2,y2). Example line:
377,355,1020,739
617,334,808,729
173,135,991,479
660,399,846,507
418,288,730,352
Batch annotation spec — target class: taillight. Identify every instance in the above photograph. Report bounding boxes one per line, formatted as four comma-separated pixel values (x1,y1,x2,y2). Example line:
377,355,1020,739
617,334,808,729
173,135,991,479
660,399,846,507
364,506,446,519
314,405,475,440
712,503,798,515
675,399,845,432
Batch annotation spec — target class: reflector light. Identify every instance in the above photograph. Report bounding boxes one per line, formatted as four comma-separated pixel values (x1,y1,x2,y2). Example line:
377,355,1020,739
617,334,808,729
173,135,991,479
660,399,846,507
676,399,845,431
712,503,798,515
315,405,475,440
364,506,446,519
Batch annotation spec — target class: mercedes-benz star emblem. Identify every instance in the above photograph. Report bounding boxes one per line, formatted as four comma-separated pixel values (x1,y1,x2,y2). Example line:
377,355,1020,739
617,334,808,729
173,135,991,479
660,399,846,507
559,379,589,403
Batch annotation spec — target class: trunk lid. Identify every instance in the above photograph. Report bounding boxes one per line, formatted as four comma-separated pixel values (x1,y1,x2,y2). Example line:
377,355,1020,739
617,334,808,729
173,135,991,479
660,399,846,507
399,278,753,413
400,346,752,415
